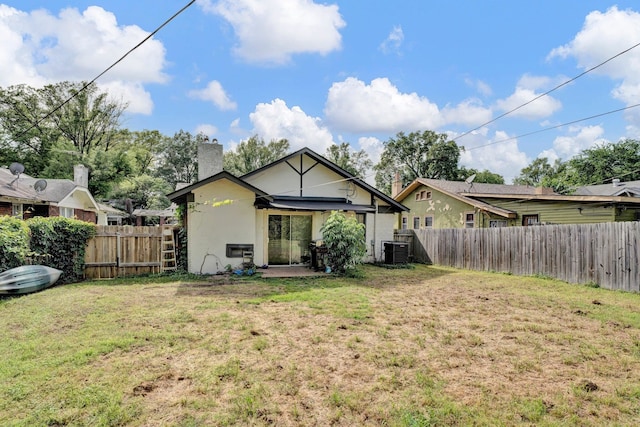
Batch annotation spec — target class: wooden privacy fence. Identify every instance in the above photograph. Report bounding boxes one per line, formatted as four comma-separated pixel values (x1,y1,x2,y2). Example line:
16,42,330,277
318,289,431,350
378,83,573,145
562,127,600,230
396,222,640,292
84,226,167,279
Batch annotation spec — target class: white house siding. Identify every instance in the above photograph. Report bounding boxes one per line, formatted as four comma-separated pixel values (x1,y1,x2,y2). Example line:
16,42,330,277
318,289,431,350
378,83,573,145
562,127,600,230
244,154,371,204
188,179,256,274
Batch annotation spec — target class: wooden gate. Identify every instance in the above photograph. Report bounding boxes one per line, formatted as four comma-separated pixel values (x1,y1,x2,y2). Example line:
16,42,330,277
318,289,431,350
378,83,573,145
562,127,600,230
84,226,170,279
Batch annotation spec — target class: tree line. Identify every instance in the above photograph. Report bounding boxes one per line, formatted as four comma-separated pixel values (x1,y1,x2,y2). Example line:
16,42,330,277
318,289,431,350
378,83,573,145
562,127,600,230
1,81,638,214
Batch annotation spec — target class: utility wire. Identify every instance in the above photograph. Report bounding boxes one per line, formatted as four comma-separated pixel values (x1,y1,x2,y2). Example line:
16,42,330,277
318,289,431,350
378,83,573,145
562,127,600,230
467,102,640,151
454,40,640,142
16,0,196,140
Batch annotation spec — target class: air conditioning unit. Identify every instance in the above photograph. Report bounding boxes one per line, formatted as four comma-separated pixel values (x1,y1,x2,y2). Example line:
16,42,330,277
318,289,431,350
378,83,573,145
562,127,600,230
384,241,408,264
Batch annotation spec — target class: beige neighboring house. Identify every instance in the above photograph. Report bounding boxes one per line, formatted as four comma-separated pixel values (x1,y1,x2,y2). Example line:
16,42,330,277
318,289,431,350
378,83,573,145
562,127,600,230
168,143,408,274
0,164,108,224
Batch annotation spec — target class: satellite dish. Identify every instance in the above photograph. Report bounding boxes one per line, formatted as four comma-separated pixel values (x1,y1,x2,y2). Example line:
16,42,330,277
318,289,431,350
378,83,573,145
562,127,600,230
465,174,476,184
8,162,25,187
9,162,24,176
34,179,47,193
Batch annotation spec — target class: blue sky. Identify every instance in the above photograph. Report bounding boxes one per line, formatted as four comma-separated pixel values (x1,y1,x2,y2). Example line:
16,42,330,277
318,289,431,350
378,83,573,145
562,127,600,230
2,1,640,183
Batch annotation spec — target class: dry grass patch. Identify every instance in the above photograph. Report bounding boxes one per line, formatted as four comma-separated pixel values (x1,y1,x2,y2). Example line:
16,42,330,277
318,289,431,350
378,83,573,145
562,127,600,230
1,266,640,425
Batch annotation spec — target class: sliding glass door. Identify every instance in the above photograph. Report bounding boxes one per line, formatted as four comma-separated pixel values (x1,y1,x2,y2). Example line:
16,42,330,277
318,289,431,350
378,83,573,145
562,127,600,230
268,214,312,265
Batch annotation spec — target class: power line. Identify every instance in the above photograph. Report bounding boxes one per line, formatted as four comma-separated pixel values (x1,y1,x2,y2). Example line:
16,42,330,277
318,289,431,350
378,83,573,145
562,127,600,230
466,102,640,151
454,40,640,142
15,0,196,140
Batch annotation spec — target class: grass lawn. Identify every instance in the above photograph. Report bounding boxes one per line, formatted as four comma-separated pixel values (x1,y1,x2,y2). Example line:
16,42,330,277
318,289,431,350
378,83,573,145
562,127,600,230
1,264,640,426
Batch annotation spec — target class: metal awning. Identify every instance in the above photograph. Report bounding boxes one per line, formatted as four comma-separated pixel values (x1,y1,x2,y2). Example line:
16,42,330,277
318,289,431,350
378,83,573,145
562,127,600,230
267,200,375,212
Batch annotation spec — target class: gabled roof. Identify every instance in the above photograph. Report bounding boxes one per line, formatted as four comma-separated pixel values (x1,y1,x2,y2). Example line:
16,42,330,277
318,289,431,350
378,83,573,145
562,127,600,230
242,147,408,212
574,180,640,197
167,170,272,204
0,167,99,211
168,147,409,212
396,178,640,218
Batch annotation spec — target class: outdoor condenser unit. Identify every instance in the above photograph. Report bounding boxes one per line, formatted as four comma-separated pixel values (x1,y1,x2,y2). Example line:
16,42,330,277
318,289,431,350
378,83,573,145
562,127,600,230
384,241,408,264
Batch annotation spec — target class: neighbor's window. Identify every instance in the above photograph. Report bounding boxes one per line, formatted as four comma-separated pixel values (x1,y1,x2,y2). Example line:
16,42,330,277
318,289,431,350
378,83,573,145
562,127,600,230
415,193,420,201
401,217,408,230
356,213,366,236
425,216,433,228
464,212,475,228
413,217,420,229
489,220,507,228
59,207,74,218
522,215,539,226
424,191,431,200
12,203,23,218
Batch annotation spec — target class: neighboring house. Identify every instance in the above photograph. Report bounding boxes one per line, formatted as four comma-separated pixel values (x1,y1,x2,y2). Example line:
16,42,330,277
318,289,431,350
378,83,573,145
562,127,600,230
132,204,178,226
394,177,640,230
168,144,408,274
574,179,640,198
0,164,105,224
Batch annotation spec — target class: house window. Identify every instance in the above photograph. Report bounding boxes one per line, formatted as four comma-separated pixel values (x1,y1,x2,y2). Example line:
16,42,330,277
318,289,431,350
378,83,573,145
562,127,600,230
12,203,23,218
464,212,475,228
425,216,433,228
416,190,432,201
401,217,408,230
489,220,507,228
356,213,366,236
59,207,75,218
226,244,254,258
522,215,539,226
413,217,420,229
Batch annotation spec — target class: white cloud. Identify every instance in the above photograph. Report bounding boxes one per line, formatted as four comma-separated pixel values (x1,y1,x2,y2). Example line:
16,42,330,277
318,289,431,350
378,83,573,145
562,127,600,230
548,6,640,113
379,25,404,55
538,125,605,162
0,5,168,114
249,98,335,152
465,77,492,97
99,81,153,115
458,130,529,183
442,98,493,127
324,77,444,133
188,80,237,111
201,0,345,65
194,124,219,138
494,74,562,120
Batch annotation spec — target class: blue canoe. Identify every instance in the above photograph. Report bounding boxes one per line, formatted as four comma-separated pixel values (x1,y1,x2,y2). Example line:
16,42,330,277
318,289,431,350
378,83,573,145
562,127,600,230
0,265,63,295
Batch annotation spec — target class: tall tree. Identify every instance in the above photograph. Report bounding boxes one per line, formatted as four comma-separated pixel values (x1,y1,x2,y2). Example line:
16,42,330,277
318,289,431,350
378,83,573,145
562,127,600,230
513,157,557,187
457,167,505,184
223,135,290,176
0,84,58,175
374,130,462,194
154,130,202,189
41,81,126,158
325,142,373,179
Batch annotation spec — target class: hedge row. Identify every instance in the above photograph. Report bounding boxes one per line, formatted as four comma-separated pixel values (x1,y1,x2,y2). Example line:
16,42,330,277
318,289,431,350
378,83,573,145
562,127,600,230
0,216,96,283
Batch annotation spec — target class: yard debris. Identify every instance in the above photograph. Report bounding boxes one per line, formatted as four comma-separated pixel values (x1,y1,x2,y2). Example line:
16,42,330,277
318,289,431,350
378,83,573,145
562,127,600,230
592,300,602,305
581,380,599,393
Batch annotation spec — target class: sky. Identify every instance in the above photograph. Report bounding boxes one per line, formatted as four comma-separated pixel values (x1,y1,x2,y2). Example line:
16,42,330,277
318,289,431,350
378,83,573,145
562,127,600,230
2,1,640,184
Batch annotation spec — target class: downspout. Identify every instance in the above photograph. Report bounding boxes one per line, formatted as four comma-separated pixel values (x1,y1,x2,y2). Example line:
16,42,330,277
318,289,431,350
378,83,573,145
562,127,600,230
372,200,378,261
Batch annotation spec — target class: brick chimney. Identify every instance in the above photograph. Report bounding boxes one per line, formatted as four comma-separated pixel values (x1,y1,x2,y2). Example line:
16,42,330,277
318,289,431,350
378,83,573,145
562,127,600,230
391,172,403,198
198,141,223,181
534,186,555,195
74,164,88,187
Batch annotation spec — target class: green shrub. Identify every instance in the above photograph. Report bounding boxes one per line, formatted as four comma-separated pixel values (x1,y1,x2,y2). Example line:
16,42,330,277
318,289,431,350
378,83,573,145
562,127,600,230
27,217,96,283
0,216,30,271
320,211,366,275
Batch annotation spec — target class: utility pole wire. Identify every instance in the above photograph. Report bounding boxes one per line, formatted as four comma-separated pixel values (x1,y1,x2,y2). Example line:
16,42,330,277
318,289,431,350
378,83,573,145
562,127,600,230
16,0,196,140
454,40,640,141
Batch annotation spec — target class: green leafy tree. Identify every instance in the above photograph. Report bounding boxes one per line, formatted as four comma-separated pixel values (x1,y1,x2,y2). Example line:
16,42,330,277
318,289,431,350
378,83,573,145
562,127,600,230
374,130,462,194
0,84,59,175
223,135,290,176
513,157,557,186
320,211,366,275
457,167,504,184
111,175,172,211
40,81,126,157
154,130,203,189
325,142,373,179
